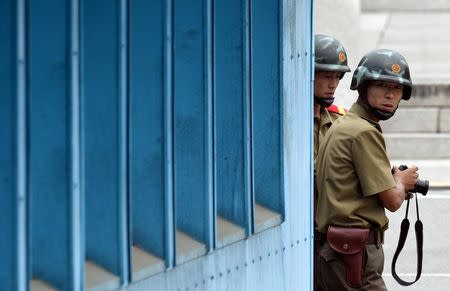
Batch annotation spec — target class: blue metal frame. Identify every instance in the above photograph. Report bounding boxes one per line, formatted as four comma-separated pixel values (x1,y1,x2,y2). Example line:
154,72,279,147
0,1,311,288
0,0,14,288
295,0,315,287
69,0,83,289
119,0,131,284
164,0,176,269
251,0,284,215
309,0,316,287
0,1,28,290
205,0,215,252
17,1,29,289
28,0,74,289
81,0,130,284
129,0,167,266
278,0,285,221
214,0,252,234
173,0,214,251
243,0,255,235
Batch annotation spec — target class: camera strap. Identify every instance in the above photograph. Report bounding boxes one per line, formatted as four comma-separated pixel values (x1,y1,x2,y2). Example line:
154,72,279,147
391,194,423,286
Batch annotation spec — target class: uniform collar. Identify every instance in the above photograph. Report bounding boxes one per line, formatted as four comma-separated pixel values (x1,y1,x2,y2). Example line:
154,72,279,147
319,106,333,128
349,102,383,132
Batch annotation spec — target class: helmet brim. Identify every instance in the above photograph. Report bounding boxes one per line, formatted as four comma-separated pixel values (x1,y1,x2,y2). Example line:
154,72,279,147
350,74,413,100
350,73,412,90
315,63,351,73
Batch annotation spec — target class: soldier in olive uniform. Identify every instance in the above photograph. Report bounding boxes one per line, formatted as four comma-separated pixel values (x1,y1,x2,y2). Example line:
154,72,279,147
313,34,350,291
314,34,350,161
315,49,420,291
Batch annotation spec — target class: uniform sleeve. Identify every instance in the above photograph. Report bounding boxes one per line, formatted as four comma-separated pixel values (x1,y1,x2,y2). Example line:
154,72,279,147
352,128,396,196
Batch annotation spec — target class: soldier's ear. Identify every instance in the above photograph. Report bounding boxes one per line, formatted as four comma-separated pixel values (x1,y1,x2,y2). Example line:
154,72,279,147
357,83,368,99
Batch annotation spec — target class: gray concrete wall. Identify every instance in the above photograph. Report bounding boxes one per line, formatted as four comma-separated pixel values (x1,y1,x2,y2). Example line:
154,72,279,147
362,0,450,11
315,0,361,108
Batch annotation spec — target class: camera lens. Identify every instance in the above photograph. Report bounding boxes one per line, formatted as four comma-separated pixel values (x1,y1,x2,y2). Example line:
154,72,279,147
414,179,429,196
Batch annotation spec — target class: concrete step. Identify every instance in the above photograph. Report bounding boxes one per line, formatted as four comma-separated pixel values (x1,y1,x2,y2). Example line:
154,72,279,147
407,85,450,107
385,133,450,159
360,11,450,86
362,0,450,11
380,107,450,133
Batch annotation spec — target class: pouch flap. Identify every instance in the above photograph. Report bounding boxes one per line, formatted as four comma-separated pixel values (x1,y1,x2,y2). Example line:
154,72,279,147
327,226,369,255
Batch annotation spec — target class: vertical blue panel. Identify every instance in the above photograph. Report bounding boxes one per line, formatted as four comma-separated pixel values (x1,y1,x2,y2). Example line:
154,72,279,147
119,0,130,282
164,0,176,268
129,0,166,261
82,0,130,282
69,0,83,289
214,0,251,231
28,0,73,289
0,3,14,286
0,1,27,290
205,0,215,250
174,0,213,248
297,0,314,287
252,0,283,213
128,0,163,259
16,1,28,290
243,0,254,235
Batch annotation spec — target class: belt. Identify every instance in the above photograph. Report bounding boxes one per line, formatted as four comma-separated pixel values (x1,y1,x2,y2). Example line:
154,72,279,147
314,228,326,243
315,228,384,246
367,229,384,246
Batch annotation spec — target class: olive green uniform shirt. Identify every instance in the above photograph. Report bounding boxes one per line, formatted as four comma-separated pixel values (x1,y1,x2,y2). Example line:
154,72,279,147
314,107,342,162
315,102,396,233
314,106,344,217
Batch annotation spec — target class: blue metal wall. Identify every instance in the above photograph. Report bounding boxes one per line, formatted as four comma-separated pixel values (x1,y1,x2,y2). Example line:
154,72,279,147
129,0,170,267
0,0,313,290
82,0,130,284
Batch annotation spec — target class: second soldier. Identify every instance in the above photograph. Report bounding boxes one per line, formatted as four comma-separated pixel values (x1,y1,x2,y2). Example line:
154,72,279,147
313,34,351,291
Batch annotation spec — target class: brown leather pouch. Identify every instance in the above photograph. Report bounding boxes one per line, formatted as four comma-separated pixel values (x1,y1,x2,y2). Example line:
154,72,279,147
327,226,369,288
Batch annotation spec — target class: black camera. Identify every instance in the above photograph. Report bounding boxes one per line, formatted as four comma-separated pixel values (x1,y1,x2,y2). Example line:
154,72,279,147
398,165,429,195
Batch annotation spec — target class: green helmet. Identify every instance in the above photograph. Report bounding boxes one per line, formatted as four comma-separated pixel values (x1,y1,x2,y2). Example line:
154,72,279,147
350,49,412,100
315,34,351,78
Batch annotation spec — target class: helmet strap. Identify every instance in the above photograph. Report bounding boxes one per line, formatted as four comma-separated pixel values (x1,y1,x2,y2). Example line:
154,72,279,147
370,107,396,120
314,96,334,108
357,88,397,121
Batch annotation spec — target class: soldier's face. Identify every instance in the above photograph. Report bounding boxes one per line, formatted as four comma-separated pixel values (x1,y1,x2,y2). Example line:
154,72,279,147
367,80,403,112
314,71,341,98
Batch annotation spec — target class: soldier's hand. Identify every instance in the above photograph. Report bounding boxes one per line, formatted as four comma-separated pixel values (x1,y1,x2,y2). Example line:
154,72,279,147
405,192,414,200
392,165,419,192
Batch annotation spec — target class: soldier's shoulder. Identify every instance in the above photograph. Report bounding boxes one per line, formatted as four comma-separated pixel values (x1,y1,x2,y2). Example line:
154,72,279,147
326,105,347,115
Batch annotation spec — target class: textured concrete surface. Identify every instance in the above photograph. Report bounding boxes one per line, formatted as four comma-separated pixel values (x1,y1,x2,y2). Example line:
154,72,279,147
362,0,450,11
440,108,450,132
407,85,450,106
385,133,450,159
381,108,439,133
